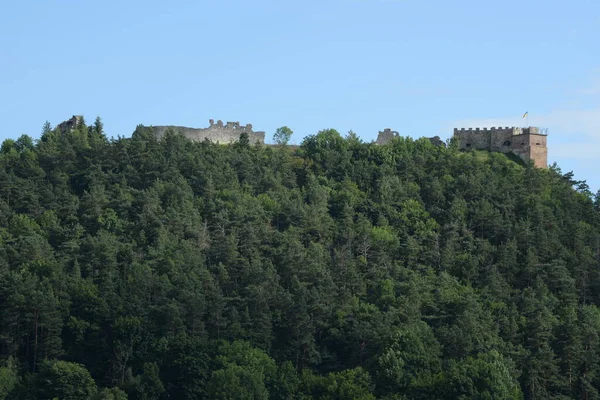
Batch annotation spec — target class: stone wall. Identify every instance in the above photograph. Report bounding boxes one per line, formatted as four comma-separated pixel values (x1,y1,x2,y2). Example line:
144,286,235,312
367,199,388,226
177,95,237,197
375,129,446,147
453,127,515,151
511,131,548,168
153,119,265,145
453,126,547,168
490,129,514,152
528,134,547,168
57,115,83,135
375,128,400,144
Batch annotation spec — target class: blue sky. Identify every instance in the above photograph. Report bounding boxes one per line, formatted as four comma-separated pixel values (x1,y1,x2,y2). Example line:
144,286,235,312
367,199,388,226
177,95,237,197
1,0,599,190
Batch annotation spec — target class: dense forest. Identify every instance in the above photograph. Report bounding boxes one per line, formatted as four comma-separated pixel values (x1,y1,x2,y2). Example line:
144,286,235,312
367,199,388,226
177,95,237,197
1,117,599,399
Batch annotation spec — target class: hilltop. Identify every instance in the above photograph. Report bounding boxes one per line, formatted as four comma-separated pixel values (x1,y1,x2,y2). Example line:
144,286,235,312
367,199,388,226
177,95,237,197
0,119,599,399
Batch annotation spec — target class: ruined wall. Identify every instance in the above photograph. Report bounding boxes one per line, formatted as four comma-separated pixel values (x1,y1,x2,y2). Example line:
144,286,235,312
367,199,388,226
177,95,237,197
375,129,445,147
375,128,399,144
57,115,83,135
428,136,445,147
453,126,548,168
153,119,265,145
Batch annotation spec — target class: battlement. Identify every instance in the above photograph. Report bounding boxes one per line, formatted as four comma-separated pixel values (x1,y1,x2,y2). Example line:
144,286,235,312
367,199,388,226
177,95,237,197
453,126,545,136
453,126,547,168
207,119,256,131
153,119,265,145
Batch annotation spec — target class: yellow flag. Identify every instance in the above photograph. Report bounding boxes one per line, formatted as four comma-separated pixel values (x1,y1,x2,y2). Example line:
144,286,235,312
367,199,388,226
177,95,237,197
522,111,528,119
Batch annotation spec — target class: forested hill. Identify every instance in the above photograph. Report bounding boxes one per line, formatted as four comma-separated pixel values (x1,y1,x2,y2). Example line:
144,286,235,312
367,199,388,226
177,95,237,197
1,119,600,400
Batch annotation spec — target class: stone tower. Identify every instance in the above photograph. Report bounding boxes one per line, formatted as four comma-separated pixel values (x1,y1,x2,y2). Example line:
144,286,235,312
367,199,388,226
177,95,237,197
453,126,548,168
375,128,400,144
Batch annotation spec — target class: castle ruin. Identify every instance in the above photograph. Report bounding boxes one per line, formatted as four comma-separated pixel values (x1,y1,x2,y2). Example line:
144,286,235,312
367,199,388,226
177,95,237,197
57,115,83,135
375,128,400,144
53,116,547,168
453,126,548,168
152,119,265,145
375,128,445,147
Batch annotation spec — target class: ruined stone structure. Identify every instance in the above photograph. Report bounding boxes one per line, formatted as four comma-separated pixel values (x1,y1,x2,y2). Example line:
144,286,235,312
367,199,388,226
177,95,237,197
453,126,547,168
53,116,546,169
375,128,446,148
152,119,265,145
375,128,400,144
57,115,83,135
428,136,445,147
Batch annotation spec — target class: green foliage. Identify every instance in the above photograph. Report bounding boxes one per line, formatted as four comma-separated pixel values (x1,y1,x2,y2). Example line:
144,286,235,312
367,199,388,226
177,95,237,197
443,351,523,399
91,387,128,400
158,335,211,399
300,367,375,399
0,139,16,154
33,359,97,400
377,321,442,396
0,357,18,400
207,341,276,400
0,117,599,398
208,365,269,400
273,126,293,146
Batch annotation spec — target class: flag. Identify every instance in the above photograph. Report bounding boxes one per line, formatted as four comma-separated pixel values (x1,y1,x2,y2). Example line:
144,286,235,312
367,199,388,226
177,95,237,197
522,111,528,119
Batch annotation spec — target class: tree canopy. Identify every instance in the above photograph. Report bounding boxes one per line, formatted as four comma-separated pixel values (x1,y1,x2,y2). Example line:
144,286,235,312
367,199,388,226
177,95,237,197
0,119,599,399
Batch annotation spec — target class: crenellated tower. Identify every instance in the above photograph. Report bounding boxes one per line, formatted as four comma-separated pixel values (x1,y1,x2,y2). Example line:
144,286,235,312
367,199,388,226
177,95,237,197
453,126,548,168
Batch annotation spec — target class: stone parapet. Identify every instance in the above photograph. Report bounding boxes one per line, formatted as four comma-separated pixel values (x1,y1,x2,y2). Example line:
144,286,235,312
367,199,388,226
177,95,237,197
153,119,265,144
453,126,548,168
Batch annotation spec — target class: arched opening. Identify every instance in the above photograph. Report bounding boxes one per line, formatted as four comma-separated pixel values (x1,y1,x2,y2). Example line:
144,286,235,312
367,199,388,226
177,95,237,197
466,143,471,148
503,140,511,146
535,142,541,145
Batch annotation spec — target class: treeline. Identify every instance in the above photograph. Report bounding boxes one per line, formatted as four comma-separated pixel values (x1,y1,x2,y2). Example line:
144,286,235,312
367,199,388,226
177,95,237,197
0,118,599,399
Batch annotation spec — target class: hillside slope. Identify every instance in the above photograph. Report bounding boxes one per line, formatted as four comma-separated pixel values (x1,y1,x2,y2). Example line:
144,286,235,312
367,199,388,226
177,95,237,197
1,120,599,399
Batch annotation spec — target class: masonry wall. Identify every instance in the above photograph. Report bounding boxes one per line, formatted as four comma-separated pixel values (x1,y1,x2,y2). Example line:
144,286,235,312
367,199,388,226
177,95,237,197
57,115,83,135
374,129,446,147
453,126,548,168
375,128,399,144
510,134,530,162
490,129,514,152
454,128,493,150
153,119,265,145
507,133,547,167
530,135,547,168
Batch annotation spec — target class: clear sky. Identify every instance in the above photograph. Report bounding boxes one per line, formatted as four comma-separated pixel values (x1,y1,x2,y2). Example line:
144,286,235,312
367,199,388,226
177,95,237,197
1,0,598,190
